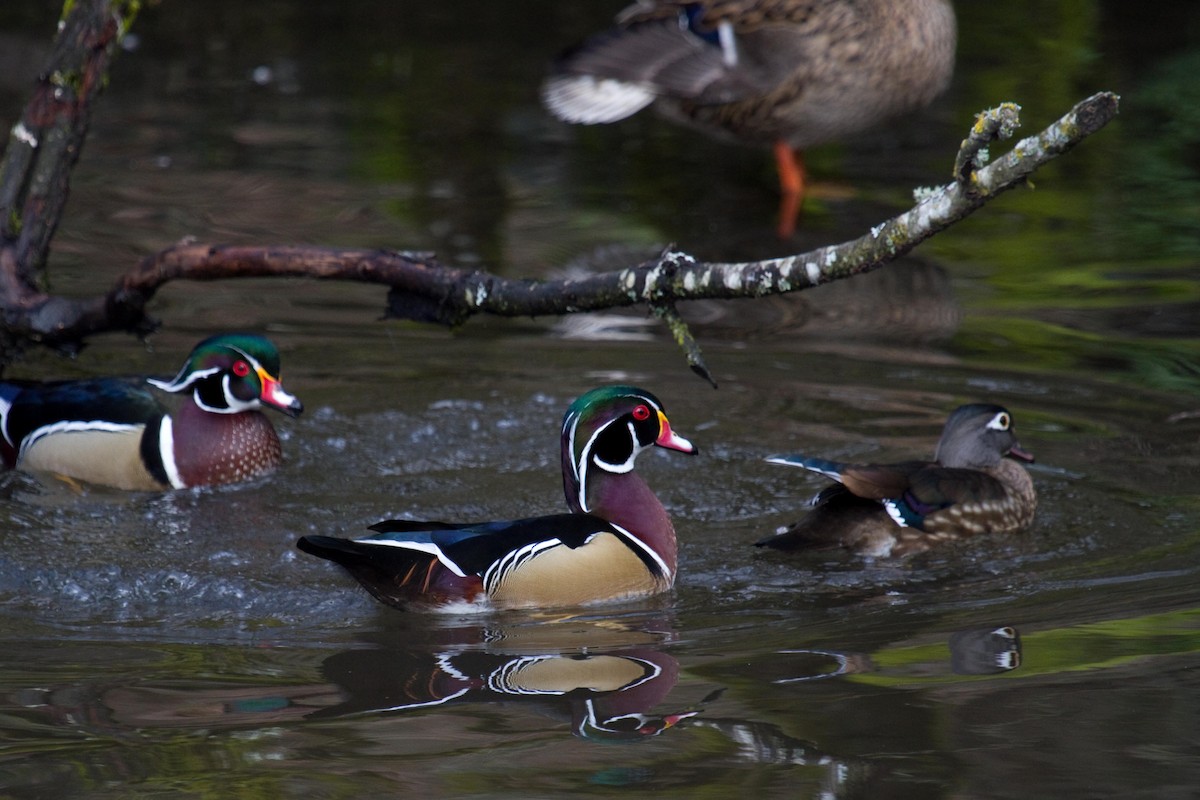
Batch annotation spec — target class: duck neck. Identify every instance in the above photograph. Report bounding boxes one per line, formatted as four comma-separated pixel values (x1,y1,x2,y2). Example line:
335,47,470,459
989,458,1036,498
585,469,678,578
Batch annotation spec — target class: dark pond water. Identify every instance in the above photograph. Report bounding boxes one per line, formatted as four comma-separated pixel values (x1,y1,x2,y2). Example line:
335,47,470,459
2,1,1199,797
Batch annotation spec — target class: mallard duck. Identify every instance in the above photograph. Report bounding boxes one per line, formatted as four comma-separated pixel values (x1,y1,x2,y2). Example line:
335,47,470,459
543,0,957,235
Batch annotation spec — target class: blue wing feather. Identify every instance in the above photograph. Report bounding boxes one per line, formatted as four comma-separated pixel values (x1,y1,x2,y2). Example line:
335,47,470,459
765,454,845,481
883,496,927,528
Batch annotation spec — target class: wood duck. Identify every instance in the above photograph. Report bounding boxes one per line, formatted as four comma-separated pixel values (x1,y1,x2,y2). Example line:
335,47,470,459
298,385,696,611
314,647,694,740
542,0,957,236
757,404,1036,556
0,333,303,491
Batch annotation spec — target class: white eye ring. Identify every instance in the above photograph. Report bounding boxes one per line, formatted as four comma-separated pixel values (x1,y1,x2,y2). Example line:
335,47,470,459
987,412,1011,431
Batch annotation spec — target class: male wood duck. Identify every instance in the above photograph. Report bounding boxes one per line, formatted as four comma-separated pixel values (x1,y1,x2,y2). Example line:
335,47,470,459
542,0,957,236
0,333,303,491
757,404,1036,556
314,647,694,740
298,385,696,611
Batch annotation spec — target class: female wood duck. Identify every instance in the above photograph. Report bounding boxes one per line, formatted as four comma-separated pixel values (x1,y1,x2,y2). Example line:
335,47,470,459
298,385,696,611
0,333,303,491
542,0,957,236
757,404,1036,556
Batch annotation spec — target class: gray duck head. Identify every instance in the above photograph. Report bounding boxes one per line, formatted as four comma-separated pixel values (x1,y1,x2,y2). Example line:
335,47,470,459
934,404,1033,470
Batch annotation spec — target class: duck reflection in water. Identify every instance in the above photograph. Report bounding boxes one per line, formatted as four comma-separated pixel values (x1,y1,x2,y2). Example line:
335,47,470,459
949,626,1022,675
14,644,694,742
312,646,696,740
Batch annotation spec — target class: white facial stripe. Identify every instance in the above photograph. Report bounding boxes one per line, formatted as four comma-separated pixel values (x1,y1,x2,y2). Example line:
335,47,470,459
145,377,174,392
575,417,628,511
565,410,580,483
148,344,272,400
568,392,666,512
188,373,262,415
222,373,262,412
228,345,260,368
591,420,641,473
569,413,590,511
573,411,612,512
571,395,667,506
147,365,222,394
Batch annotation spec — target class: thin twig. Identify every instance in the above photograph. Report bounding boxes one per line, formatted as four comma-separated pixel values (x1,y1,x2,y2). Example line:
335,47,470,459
954,102,1022,188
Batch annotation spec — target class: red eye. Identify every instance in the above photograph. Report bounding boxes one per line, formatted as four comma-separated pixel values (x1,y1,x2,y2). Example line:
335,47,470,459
631,405,651,421
232,361,251,377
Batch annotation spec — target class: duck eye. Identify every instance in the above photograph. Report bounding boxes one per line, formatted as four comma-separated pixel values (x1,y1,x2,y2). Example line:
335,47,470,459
631,405,651,421
988,412,1011,431
232,361,251,377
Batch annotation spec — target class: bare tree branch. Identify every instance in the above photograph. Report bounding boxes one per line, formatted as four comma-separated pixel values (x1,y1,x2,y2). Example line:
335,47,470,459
954,102,1022,185
0,0,139,356
102,93,1118,354
0,0,1119,375
118,94,1123,319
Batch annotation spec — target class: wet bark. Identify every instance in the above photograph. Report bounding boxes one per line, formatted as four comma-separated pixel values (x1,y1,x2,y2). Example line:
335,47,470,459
0,0,140,358
0,0,1120,381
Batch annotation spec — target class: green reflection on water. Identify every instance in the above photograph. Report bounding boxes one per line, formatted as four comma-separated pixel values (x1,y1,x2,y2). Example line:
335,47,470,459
952,316,1200,392
856,606,1200,689
1122,50,1200,259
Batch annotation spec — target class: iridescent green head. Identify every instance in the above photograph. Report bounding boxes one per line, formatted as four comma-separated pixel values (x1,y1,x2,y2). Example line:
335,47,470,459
149,333,303,417
560,385,695,513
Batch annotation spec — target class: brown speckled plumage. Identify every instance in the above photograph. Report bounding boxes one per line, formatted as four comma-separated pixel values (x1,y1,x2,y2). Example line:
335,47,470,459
620,0,957,147
543,0,956,234
918,459,1037,538
759,403,1036,556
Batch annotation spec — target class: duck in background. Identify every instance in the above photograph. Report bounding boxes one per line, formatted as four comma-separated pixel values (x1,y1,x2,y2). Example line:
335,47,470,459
542,0,957,236
0,333,303,490
298,385,696,611
758,403,1035,556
